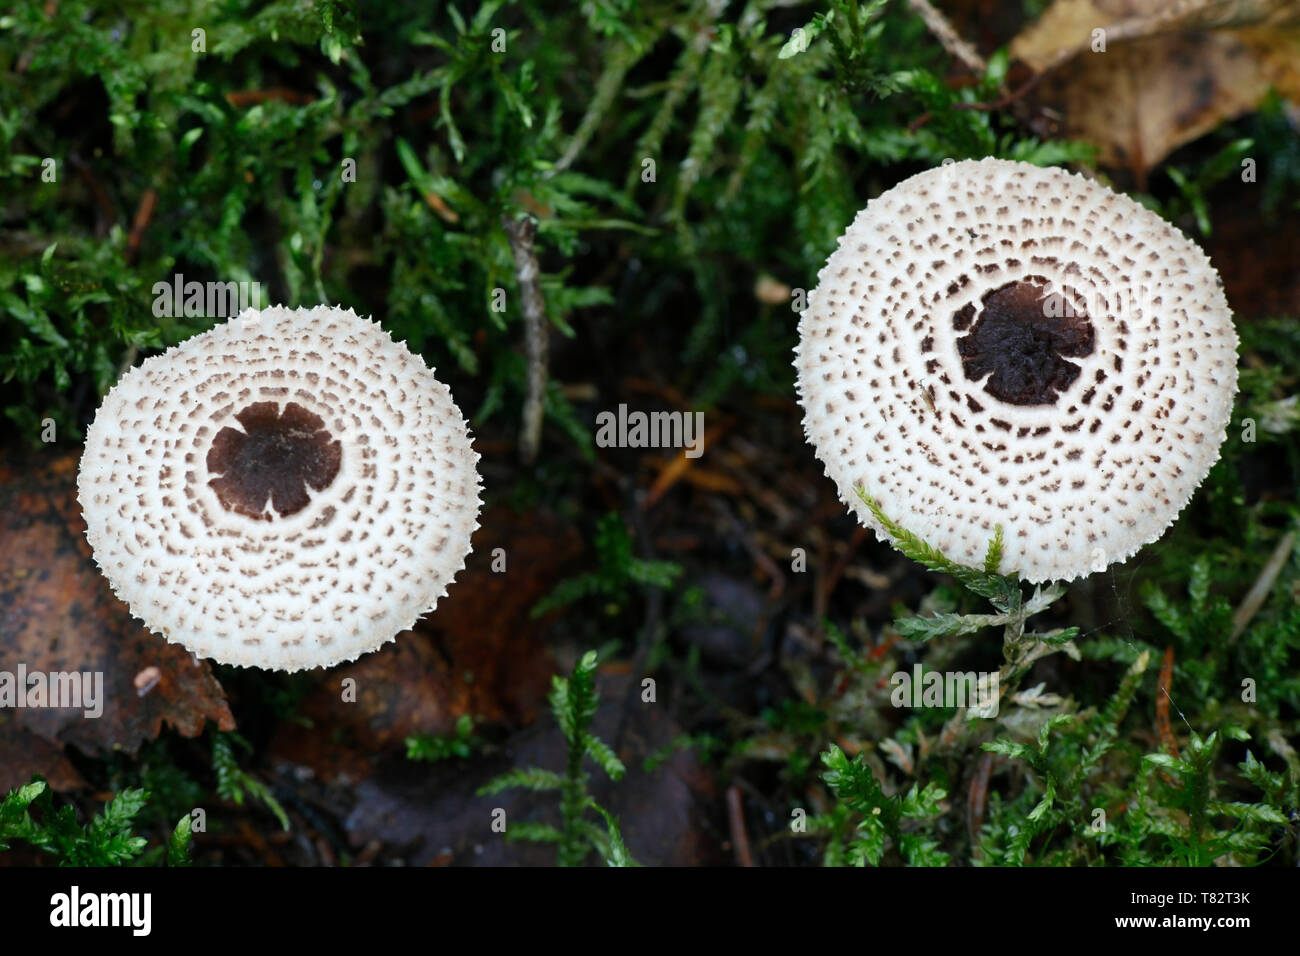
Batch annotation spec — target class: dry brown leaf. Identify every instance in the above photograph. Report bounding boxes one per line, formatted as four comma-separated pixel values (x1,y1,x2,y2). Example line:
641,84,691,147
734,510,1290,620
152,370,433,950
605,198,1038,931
0,451,235,789
0,718,85,793
1013,0,1300,69
1236,25,1300,99
268,507,580,781
1012,0,1109,71
1011,0,1300,178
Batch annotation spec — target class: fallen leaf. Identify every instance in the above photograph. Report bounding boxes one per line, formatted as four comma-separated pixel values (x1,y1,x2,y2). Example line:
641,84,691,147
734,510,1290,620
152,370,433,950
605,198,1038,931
0,450,235,789
0,718,85,794
267,507,580,781
1235,24,1300,99
1011,0,1300,178
1013,0,1300,71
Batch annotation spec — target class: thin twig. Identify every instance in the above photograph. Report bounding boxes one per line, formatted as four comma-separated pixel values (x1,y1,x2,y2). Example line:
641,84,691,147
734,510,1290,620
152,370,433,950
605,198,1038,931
817,524,869,617
115,344,139,382
125,187,157,264
726,785,756,867
1156,645,1180,758
967,751,993,859
1231,529,1297,643
224,88,317,107
908,69,1049,132
614,496,665,751
503,215,549,465
904,0,986,75
553,39,642,174
954,69,1050,113
711,498,786,600
68,154,115,236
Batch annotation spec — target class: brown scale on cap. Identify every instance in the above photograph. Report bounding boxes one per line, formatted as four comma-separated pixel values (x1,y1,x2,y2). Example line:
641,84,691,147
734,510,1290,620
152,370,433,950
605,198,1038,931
795,158,1238,582
207,400,343,519
956,276,1095,406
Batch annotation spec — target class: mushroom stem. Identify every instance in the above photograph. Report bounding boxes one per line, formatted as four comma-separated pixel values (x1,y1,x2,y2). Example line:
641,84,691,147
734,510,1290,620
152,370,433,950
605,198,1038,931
504,214,549,465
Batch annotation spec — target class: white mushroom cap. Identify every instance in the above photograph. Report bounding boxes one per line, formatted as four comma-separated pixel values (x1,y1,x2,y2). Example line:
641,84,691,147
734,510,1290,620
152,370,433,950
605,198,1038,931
77,305,482,670
795,158,1238,583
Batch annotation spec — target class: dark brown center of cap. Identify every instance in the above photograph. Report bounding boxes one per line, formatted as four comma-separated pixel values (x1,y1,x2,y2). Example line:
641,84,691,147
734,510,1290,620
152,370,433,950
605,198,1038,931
206,401,341,520
954,276,1095,406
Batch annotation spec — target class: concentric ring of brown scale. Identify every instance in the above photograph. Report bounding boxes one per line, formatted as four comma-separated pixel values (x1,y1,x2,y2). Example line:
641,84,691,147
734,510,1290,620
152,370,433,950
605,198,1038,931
794,158,1238,583
76,305,482,671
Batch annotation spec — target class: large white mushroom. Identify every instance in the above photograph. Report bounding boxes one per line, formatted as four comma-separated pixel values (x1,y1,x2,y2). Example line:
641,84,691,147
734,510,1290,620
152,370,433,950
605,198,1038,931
795,158,1238,583
77,305,481,670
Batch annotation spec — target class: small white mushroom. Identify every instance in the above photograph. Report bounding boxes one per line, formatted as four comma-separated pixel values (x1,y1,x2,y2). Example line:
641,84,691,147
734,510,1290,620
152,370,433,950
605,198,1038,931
795,158,1238,583
77,305,482,670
